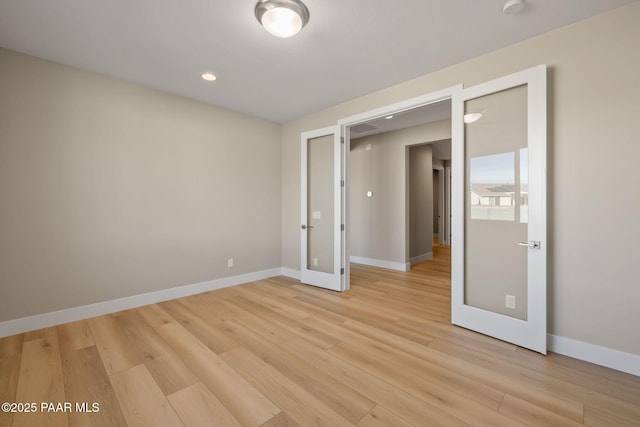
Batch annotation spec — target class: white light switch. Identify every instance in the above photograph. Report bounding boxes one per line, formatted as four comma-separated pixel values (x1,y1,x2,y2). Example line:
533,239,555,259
312,211,321,219
366,144,372,151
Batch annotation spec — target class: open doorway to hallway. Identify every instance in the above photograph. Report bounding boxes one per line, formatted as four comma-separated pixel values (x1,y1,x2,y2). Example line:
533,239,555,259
347,100,452,275
432,139,451,247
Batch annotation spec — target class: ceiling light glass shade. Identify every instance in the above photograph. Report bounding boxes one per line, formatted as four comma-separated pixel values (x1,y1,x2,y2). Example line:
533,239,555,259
255,0,309,38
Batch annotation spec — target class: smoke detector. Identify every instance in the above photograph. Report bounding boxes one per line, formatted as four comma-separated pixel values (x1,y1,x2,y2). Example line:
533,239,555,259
503,0,525,15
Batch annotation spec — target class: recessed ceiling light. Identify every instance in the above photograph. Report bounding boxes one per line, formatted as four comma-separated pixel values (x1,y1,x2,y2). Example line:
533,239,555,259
385,115,394,119
201,73,217,82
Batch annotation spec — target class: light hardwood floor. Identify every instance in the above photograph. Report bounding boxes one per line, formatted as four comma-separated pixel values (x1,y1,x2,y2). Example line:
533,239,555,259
1,244,639,426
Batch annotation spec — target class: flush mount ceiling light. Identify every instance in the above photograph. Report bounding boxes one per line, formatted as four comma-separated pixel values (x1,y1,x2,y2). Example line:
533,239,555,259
255,0,310,38
201,72,217,81
385,115,394,119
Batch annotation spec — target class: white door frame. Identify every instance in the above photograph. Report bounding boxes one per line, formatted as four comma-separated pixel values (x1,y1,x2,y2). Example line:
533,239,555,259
338,85,462,289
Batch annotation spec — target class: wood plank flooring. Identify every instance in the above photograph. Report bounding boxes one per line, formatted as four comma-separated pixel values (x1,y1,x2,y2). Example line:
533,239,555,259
1,243,640,426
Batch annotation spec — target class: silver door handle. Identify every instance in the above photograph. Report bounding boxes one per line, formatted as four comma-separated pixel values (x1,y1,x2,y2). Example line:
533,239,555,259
518,241,541,249
301,225,314,230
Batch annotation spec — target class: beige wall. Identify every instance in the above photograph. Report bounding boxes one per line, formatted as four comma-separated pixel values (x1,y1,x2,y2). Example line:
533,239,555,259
350,122,448,264
0,48,282,322
433,170,439,233
281,3,640,356
409,144,434,259
433,157,445,235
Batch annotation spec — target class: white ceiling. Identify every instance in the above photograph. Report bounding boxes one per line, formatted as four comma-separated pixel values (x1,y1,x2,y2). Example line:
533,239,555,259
0,0,636,123
350,100,452,159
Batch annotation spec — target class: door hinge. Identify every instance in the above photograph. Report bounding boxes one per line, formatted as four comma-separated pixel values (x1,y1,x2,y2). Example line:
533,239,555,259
341,224,344,231
340,268,345,275
340,137,344,144
341,180,344,187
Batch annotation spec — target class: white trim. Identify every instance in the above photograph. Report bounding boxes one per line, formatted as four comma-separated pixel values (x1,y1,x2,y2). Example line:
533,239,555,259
548,334,640,377
350,256,410,272
338,86,460,129
342,125,350,291
279,267,301,280
410,252,433,265
0,268,281,338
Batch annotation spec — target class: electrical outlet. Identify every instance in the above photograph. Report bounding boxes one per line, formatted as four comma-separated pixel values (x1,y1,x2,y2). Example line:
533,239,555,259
227,258,234,268
313,257,318,267
505,294,516,309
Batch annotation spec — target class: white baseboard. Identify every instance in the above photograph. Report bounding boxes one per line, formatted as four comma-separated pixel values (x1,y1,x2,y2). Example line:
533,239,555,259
279,267,301,280
3,266,638,378
548,334,640,377
410,252,433,265
0,268,282,338
350,256,410,272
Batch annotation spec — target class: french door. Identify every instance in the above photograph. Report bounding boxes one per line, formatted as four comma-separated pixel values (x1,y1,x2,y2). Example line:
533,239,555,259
452,65,547,353
300,126,345,291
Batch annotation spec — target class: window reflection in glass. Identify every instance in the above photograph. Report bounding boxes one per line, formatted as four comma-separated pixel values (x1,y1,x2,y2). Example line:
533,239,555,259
469,152,515,221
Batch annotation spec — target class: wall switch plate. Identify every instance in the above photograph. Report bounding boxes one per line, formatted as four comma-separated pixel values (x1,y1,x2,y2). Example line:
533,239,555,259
366,144,372,151
313,257,318,267
312,211,321,219
506,294,516,309
227,258,233,268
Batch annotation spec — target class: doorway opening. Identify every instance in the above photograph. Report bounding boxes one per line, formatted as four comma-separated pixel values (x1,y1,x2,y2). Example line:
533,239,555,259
346,100,452,281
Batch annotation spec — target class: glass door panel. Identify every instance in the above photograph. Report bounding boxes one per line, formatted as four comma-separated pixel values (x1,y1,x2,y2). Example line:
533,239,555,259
465,85,528,320
306,134,335,274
